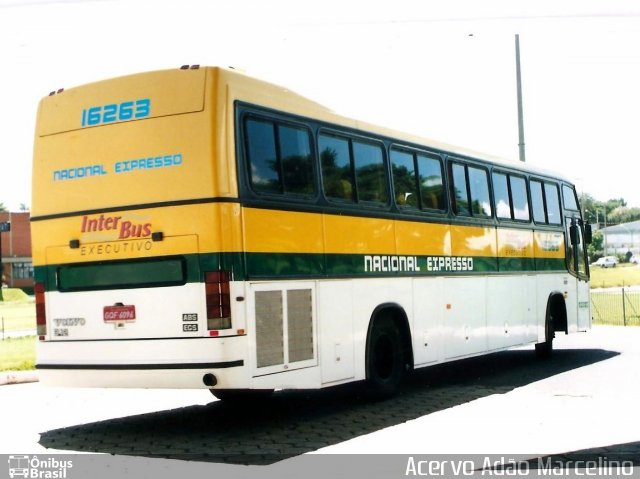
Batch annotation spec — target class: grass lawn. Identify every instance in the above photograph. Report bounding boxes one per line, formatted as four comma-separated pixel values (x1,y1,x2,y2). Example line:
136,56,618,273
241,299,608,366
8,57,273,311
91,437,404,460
0,336,36,371
589,263,640,289
591,291,640,326
0,289,29,302
0,289,37,371
0,290,35,332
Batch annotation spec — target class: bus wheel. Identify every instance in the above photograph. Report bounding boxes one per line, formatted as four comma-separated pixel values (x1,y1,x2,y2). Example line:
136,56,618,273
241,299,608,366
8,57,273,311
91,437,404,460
366,316,405,398
210,389,273,402
535,312,554,359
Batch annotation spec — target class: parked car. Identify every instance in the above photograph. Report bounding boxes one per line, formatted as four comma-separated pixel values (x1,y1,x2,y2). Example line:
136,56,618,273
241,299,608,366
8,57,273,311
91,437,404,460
593,256,619,268
630,255,640,264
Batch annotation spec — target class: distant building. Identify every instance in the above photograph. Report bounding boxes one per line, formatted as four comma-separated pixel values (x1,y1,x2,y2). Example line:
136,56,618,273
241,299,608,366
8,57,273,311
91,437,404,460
600,220,640,256
0,211,33,292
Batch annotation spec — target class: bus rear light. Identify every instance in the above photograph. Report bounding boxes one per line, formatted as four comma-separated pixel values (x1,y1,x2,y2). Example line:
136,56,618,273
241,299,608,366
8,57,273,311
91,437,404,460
208,328,245,337
205,271,232,330
35,282,47,336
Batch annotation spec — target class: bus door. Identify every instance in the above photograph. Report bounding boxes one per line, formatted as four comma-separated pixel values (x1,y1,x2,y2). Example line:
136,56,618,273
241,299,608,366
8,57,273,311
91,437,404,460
566,217,591,331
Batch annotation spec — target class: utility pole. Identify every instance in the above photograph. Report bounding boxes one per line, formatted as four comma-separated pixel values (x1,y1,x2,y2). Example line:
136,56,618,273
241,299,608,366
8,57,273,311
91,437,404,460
515,34,526,162
603,209,608,256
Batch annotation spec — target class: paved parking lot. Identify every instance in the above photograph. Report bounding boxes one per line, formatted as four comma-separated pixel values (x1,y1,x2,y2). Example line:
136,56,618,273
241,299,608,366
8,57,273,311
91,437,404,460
1,326,639,478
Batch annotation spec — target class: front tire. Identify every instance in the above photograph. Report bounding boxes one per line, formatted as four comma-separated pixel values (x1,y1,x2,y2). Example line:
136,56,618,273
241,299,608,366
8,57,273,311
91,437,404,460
535,312,554,359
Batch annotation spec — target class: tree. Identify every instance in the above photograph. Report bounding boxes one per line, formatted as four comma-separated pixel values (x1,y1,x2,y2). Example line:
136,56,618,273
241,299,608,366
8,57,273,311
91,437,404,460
579,194,635,227
0,202,6,212
580,193,610,225
607,205,640,225
606,198,627,211
587,230,604,262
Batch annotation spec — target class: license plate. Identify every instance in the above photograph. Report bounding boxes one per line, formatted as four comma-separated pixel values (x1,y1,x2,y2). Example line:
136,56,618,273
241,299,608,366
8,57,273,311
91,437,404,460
104,305,136,322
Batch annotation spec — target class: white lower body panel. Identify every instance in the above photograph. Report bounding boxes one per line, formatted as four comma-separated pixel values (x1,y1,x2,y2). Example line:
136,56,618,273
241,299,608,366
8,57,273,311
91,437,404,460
37,336,249,389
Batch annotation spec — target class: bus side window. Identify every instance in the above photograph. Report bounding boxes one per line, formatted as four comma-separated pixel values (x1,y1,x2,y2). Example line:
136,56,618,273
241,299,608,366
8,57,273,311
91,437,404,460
279,125,315,196
493,172,511,219
530,180,546,223
468,166,492,217
562,184,579,211
245,117,315,197
452,163,470,216
452,162,491,218
417,153,446,211
545,183,562,225
353,140,388,204
390,148,419,208
510,175,530,221
320,134,355,202
246,118,281,194
493,172,530,222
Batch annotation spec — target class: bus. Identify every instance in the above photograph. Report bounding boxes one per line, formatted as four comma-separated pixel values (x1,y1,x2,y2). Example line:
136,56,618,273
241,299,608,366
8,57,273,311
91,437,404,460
32,66,591,399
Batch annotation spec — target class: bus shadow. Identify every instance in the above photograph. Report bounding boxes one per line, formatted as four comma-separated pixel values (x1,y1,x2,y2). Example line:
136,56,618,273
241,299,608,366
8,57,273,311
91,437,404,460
38,348,618,465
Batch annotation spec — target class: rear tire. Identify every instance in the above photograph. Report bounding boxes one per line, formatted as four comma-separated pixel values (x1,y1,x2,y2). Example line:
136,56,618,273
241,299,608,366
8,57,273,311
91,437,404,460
366,316,406,398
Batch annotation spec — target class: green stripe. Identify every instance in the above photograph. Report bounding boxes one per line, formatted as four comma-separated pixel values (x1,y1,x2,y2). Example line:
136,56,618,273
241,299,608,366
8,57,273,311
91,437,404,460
535,257,567,271
245,252,324,277
34,252,568,292
498,257,536,272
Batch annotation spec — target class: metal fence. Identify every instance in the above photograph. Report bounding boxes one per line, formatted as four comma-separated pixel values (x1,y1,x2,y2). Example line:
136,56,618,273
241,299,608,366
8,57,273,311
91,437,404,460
591,289,640,326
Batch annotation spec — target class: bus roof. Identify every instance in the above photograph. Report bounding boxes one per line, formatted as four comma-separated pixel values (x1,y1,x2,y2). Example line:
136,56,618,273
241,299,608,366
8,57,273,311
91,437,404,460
38,65,573,185
33,65,574,220
213,66,575,185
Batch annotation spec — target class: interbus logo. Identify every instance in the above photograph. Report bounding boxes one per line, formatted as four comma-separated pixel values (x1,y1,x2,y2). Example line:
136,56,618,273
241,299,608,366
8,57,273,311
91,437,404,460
80,214,152,240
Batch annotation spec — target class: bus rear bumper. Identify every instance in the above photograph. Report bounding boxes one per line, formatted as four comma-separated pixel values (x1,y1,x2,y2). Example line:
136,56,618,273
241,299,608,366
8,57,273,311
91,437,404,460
36,365,247,389
36,336,250,389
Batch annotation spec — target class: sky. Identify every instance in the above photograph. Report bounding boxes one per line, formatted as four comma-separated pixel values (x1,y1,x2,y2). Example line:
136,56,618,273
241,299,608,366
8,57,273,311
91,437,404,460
1,0,640,211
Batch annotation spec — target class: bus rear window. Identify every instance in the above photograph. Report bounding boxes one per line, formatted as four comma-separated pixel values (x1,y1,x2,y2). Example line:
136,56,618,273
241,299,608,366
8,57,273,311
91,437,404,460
57,257,186,292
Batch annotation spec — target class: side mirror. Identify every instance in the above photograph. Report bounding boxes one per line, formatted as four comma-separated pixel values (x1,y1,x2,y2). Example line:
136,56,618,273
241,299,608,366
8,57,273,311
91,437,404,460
584,223,593,244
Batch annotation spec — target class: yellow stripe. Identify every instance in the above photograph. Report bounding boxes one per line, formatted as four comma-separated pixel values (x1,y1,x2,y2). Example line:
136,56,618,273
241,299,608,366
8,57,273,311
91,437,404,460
497,228,534,260
395,221,450,256
242,208,323,253
323,214,395,255
534,231,566,259
34,204,567,266
242,208,558,259
451,225,497,257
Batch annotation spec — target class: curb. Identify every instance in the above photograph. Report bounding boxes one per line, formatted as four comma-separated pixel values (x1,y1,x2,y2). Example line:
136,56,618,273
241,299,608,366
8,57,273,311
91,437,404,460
0,370,39,386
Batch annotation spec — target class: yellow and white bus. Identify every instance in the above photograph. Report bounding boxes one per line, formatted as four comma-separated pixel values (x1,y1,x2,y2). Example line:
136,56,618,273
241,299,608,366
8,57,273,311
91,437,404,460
32,66,591,399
